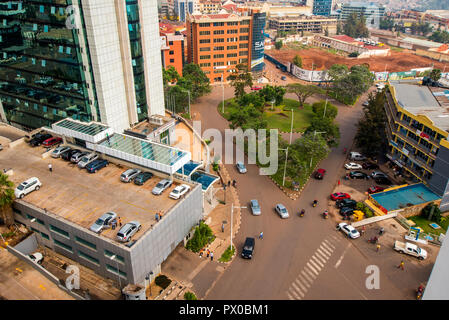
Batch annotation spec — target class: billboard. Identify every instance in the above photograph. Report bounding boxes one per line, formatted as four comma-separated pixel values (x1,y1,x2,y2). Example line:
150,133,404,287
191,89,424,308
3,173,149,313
388,71,417,80
290,64,331,82
251,12,266,72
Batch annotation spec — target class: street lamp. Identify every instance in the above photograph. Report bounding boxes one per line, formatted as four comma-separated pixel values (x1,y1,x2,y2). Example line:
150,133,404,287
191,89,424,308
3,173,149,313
221,73,225,114
110,255,121,289
323,99,328,119
309,131,326,168
280,108,294,186
146,271,154,298
180,88,191,117
230,204,246,250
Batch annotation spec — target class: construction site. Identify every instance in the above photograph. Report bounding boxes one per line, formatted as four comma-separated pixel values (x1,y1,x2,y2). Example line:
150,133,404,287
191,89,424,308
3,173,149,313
266,46,448,72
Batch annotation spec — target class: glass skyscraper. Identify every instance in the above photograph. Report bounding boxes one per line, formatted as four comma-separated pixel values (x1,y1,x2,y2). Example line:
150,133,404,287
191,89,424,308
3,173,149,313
311,0,333,17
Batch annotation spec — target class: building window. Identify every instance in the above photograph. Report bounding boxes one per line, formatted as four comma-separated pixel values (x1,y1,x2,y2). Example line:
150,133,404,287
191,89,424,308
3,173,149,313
106,264,127,278
13,208,22,215
239,36,249,41
200,62,211,67
227,22,238,26
54,239,73,253
213,54,224,59
200,55,211,60
227,45,237,50
169,50,174,55
240,28,249,33
78,250,100,266
213,38,224,43
31,227,39,233
199,23,210,27
75,236,97,251
227,29,238,34
213,22,224,27
170,59,175,63
213,30,224,35
50,225,70,238
227,53,237,57
227,37,238,42
104,250,125,263
37,219,45,226
213,61,225,66
199,39,210,43
199,47,210,51
240,20,250,25
214,46,224,51
239,51,248,56
199,31,210,35
169,41,173,45
239,43,249,49
41,232,50,240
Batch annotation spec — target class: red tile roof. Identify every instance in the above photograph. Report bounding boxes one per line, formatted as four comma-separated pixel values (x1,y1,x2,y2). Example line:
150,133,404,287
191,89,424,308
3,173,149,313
332,35,357,43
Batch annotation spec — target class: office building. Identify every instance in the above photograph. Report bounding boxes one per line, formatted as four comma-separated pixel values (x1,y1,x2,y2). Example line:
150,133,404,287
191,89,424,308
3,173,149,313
268,15,338,34
174,0,195,22
340,2,386,28
384,81,449,211
160,23,186,76
0,0,165,133
307,0,334,17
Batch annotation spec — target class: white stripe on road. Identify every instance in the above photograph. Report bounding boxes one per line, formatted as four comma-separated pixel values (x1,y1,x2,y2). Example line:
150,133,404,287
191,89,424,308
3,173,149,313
316,248,331,259
319,244,333,256
295,278,308,293
323,239,336,249
287,292,295,300
290,282,305,298
297,273,312,288
306,262,320,276
288,286,302,300
303,267,317,280
335,243,352,269
301,270,315,284
311,255,325,268
308,258,322,272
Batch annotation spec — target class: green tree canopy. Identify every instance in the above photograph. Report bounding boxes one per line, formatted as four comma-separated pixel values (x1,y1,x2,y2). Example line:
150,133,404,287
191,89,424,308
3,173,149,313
275,40,283,50
228,103,267,131
430,69,442,82
305,116,340,147
286,83,324,108
343,12,369,38
293,55,303,68
162,66,180,87
181,63,211,101
228,63,253,98
257,85,286,106
0,173,15,226
311,100,338,120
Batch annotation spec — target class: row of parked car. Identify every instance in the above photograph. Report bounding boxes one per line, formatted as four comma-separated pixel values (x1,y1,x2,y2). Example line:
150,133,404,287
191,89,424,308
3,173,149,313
88,211,141,243
345,152,393,186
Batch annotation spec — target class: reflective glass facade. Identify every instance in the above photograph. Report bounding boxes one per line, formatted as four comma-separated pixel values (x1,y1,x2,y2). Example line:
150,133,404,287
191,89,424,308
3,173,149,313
0,0,96,130
312,0,332,16
125,0,148,122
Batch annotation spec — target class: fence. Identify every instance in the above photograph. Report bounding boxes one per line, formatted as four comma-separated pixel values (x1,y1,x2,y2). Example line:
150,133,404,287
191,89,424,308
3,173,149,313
351,211,398,228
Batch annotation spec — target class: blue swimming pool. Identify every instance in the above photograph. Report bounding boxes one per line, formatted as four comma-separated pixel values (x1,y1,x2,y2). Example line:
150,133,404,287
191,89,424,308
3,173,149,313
191,171,220,191
370,183,440,211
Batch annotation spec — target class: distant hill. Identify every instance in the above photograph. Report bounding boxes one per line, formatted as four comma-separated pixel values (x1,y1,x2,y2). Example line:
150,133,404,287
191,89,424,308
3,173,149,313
417,0,449,11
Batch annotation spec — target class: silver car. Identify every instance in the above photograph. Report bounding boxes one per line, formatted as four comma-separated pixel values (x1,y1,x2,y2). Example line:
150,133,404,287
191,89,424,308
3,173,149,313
71,151,87,163
120,168,141,183
275,204,289,219
89,212,117,233
152,179,173,195
371,171,387,179
51,146,71,158
236,161,247,173
250,199,261,215
77,153,99,168
117,221,141,242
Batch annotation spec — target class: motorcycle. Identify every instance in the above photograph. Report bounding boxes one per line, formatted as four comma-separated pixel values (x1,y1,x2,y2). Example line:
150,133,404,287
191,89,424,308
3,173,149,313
416,285,424,300
323,210,329,219
299,209,305,217
368,236,378,244
312,200,318,207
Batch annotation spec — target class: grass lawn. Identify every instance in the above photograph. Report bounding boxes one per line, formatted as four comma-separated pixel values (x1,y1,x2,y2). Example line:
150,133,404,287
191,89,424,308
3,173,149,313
408,215,449,236
219,245,235,262
263,99,315,133
389,46,404,52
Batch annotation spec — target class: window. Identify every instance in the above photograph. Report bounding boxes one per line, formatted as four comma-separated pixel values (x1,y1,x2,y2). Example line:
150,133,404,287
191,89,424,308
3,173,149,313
50,225,70,238
239,58,248,63
13,208,21,215
169,41,173,45
239,36,249,41
75,236,97,251
200,62,211,67
214,46,224,51
227,22,238,26
104,250,125,263
78,250,99,266
214,61,225,66
54,239,73,253
31,227,39,233
239,51,248,56
213,38,224,43
227,53,237,57
200,55,211,60
37,219,45,226
240,28,249,33
41,232,50,240
227,29,238,34
227,45,237,50
214,70,224,73
169,50,174,55
228,60,238,65
170,59,175,63
200,47,211,51
106,264,127,278
199,23,210,27
199,31,210,35
199,39,210,44
214,54,224,59
227,37,238,42
240,20,250,25
213,22,224,27
213,30,224,35
239,43,249,49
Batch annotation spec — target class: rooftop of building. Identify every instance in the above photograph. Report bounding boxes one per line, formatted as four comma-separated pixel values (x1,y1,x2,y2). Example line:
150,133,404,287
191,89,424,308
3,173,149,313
390,81,449,132
341,2,385,8
268,14,337,21
401,37,443,48
1,141,197,247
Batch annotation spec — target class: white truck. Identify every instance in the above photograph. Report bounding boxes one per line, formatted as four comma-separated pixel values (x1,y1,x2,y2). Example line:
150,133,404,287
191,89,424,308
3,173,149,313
393,241,427,260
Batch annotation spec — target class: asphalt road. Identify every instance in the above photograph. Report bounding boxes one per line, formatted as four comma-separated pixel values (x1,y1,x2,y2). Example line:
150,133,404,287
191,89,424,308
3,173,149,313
191,84,417,300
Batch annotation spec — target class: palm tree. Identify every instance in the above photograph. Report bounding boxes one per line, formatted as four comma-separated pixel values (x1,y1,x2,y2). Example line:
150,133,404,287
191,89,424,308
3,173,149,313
0,173,15,227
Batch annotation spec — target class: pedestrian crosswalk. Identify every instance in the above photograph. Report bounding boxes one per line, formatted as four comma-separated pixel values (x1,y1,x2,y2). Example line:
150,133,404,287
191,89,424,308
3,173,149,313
287,234,341,300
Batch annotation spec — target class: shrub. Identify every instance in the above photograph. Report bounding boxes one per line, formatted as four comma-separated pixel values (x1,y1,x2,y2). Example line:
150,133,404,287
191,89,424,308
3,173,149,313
421,203,442,223
219,245,235,262
155,275,171,289
356,202,374,218
186,221,215,252
184,291,197,300
212,162,219,172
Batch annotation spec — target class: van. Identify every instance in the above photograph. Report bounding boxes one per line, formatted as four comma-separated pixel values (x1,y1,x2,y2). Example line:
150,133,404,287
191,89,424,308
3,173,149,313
77,153,99,168
25,128,46,142
349,152,366,161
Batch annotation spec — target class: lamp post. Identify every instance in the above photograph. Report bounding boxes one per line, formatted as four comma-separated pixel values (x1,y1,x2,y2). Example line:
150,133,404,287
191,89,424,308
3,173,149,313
230,204,246,250
146,271,154,298
180,88,191,117
309,131,326,168
110,255,121,289
221,73,225,114
323,99,328,119
280,108,294,186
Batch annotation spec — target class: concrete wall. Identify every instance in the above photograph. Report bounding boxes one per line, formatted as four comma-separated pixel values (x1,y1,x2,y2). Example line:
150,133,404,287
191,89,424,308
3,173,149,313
395,200,442,218
13,232,38,255
423,231,449,300
416,49,449,62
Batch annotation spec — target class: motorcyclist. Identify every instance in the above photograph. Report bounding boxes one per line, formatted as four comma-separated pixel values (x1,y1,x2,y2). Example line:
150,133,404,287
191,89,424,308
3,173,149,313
300,209,305,217
416,285,424,299
313,199,318,207
379,227,385,235
323,210,328,218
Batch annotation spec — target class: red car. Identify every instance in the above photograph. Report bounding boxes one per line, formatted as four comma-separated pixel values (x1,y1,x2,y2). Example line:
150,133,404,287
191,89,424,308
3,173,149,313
42,137,62,147
251,86,262,91
331,192,350,201
368,186,385,194
314,168,326,180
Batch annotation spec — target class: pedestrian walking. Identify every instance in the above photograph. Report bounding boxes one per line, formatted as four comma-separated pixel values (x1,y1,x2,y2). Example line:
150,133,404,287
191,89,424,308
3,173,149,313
361,226,366,236
199,249,204,258
155,213,159,222
159,211,163,219
232,179,236,187
207,249,210,258
259,231,264,240
118,216,122,227
210,252,214,261
221,223,225,233
376,244,381,252
397,260,405,270
227,180,231,187
48,163,52,172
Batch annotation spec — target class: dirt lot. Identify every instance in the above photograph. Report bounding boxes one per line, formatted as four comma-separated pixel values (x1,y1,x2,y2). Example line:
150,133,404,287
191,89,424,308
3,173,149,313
266,47,447,72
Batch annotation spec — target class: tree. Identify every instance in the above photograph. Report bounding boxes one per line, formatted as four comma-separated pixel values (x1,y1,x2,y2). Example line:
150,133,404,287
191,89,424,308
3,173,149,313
162,66,180,87
293,55,303,68
428,30,449,43
311,100,338,119
185,221,214,252
343,12,369,38
421,203,442,223
336,22,342,35
354,91,387,157
228,63,253,98
228,103,267,130
166,85,189,113
430,69,442,82
184,292,197,300
328,64,350,82
286,83,324,108
257,85,286,106
275,40,283,50
305,116,340,147
330,64,374,105
324,27,329,37
181,63,211,101
0,173,15,226
237,92,265,111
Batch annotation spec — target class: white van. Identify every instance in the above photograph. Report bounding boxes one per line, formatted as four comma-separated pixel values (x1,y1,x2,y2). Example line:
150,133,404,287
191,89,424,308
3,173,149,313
350,152,366,161
77,153,99,168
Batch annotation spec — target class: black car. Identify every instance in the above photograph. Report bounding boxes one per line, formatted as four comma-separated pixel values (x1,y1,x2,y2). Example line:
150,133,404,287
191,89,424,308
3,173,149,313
29,133,52,147
375,176,392,185
134,172,154,185
350,171,369,179
337,199,357,209
61,149,81,161
362,162,379,170
340,207,354,216
241,237,255,259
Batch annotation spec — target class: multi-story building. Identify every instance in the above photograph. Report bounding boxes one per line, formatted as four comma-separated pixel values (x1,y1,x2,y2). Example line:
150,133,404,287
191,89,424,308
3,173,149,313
384,81,449,211
268,15,338,34
387,10,449,32
312,35,390,58
193,0,223,14
174,0,195,22
160,24,186,76
307,0,334,17
0,0,165,133
340,2,386,28
187,12,257,83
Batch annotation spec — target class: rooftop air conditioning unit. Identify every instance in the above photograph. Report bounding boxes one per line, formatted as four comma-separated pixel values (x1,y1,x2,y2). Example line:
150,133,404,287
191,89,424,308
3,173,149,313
149,116,164,125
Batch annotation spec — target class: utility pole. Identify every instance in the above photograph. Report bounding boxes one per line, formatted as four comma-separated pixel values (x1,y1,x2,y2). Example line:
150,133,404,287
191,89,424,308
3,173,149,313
221,73,225,114
323,98,328,119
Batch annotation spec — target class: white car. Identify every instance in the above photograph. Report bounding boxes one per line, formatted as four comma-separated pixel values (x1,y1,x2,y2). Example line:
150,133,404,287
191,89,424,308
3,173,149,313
15,177,42,199
169,184,191,199
337,223,360,239
275,204,289,219
28,252,43,264
344,162,363,170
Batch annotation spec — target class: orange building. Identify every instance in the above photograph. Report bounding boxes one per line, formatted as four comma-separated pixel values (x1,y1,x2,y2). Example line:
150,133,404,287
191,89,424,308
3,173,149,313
160,23,185,76
186,12,254,83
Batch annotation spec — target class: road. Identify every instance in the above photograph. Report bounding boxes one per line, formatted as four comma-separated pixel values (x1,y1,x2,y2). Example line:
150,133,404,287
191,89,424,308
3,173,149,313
191,84,417,300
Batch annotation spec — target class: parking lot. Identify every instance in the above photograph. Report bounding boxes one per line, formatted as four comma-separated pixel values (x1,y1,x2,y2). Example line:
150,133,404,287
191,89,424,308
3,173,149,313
1,140,193,244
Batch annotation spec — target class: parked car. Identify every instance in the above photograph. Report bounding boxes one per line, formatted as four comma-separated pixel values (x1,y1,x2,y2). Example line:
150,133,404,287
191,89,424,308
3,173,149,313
314,168,326,179
362,101,369,107
89,212,117,233
393,241,427,260
345,162,363,170
51,146,71,158
236,161,247,174
250,199,261,216
362,162,379,170
15,177,42,199
371,171,388,179
368,186,385,194
375,176,392,185
85,159,109,173
133,172,154,185
169,184,191,199
77,153,99,168
29,133,52,147
42,137,62,147
61,149,81,161
28,252,43,264
251,86,262,91
336,199,357,209
117,221,141,242
71,151,88,163
120,168,141,183
25,129,46,142
349,152,366,161
340,207,355,216
241,237,255,259
350,171,369,179
275,203,289,219
0,144,3,151
331,192,350,201
337,222,360,239
281,76,287,81
152,179,173,195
